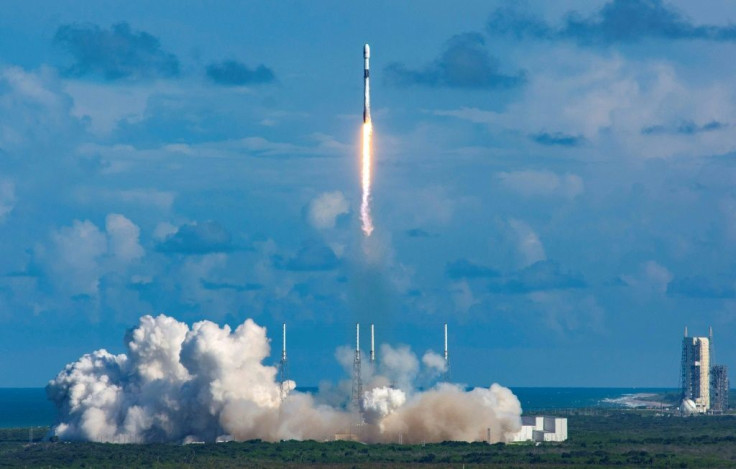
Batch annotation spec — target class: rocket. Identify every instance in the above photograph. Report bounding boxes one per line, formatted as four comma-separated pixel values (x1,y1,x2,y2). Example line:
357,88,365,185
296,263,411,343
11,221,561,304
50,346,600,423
363,44,371,123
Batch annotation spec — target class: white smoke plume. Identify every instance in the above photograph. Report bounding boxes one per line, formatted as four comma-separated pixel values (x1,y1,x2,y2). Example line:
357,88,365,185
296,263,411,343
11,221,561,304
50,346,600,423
48,315,521,443
422,350,447,375
376,383,522,444
362,386,406,425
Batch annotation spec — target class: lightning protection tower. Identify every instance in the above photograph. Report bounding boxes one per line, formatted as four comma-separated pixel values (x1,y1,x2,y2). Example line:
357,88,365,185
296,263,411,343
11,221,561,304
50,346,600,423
351,323,363,414
370,323,375,365
444,323,450,381
279,322,289,401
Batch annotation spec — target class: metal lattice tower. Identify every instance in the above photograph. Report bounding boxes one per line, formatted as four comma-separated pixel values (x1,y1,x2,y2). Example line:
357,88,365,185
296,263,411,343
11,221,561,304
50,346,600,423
709,326,729,413
680,326,688,400
711,365,729,413
351,323,363,414
444,323,450,382
279,322,289,402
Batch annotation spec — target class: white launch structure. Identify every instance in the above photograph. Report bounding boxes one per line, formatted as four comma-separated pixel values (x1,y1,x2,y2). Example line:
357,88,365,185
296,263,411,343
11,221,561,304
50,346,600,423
681,327,710,413
512,416,568,442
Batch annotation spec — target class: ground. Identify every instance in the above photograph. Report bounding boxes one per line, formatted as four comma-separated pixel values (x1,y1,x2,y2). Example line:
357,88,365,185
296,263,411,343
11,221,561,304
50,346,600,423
2,410,736,468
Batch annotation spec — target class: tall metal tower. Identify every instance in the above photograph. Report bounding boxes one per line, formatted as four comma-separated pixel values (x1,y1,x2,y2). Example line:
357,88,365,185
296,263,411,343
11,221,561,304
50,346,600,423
711,365,729,413
278,322,289,401
370,324,375,365
444,323,450,381
351,323,363,413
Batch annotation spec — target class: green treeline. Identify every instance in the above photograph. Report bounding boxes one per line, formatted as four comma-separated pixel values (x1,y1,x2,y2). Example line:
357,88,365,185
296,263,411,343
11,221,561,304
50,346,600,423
2,411,736,468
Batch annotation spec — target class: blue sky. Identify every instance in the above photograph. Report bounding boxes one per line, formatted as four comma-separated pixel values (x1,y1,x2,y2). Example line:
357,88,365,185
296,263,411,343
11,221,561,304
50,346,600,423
2,0,736,387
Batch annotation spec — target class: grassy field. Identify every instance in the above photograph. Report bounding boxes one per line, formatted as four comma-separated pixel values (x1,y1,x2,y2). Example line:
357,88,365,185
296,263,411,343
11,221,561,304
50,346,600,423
2,410,736,468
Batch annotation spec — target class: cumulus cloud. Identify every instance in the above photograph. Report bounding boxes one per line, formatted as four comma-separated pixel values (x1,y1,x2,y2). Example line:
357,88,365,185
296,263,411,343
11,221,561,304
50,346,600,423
507,219,546,268
43,214,144,296
54,23,179,81
0,66,83,155
385,33,525,89
619,260,672,294
437,53,736,159
156,221,233,255
450,280,480,315
106,214,144,264
46,220,108,296
206,60,276,86
497,170,584,199
307,191,349,230
488,0,736,45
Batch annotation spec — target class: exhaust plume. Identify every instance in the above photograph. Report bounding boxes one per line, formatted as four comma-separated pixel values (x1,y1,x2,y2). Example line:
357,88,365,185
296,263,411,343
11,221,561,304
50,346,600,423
360,121,374,236
48,315,521,443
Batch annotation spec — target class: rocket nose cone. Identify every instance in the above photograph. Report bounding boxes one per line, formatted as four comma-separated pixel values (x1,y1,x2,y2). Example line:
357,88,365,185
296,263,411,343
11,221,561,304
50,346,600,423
364,44,370,58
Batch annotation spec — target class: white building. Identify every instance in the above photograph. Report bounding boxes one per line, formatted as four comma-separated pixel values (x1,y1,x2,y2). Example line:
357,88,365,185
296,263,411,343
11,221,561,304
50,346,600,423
681,333,710,413
511,416,567,443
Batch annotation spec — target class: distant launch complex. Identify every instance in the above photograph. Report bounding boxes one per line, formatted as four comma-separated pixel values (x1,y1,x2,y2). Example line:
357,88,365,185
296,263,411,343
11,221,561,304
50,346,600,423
681,327,729,414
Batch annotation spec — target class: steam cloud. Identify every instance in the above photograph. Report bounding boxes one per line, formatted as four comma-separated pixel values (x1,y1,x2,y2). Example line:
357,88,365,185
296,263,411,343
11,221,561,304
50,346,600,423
48,315,521,443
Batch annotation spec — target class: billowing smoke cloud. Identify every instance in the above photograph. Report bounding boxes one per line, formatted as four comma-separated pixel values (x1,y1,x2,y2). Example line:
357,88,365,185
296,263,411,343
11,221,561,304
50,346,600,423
376,383,522,444
48,315,521,443
422,350,447,375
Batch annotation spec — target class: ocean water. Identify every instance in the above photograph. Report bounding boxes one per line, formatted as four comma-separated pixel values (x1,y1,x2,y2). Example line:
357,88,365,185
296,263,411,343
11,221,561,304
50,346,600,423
0,388,54,428
510,387,676,411
0,387,679,428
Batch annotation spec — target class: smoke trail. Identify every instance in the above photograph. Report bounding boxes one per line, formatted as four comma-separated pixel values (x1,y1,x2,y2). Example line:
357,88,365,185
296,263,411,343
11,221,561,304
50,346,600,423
48,315,521,443
360,121,374,236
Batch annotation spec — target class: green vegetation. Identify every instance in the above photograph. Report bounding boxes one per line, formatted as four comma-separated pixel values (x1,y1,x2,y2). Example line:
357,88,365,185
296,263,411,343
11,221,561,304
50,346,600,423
2,411,736,467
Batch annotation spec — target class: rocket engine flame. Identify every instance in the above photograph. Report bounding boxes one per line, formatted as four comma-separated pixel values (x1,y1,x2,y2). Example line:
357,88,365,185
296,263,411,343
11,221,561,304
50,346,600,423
360,121,374,237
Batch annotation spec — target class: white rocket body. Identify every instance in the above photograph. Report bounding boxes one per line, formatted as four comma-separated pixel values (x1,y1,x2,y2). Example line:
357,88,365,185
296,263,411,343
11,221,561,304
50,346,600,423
363,44,371,123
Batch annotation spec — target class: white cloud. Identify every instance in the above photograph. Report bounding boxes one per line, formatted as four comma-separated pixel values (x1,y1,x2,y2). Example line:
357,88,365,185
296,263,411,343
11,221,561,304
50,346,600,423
497,170,583,199
507,219,546,268
0,66,82,154
307,191,349,230
434,51,736,159
450,280,479,315
48,220,108,296
620,261,673,294
43,214,144,296
153,222,178,241
106,214,144,264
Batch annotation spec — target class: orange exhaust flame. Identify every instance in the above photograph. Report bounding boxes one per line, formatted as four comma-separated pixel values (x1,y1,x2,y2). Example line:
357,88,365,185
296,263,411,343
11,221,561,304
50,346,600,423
360,121,374,237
